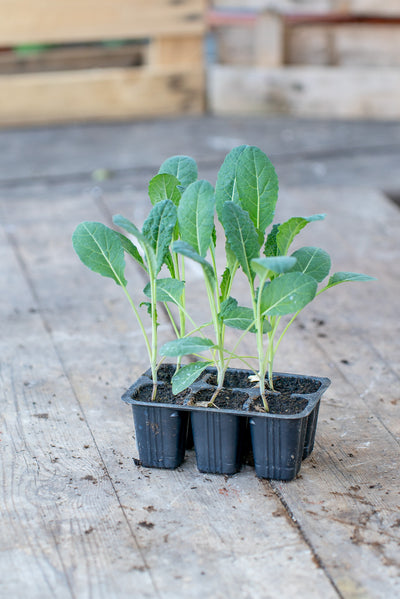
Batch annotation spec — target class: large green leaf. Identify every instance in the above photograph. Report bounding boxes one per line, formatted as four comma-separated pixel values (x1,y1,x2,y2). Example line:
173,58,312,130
116,232,146,271
171,361,212,394
172,240,216,289
221,201,260,282
219,297,271,333
160,337,215,357
143,278,185,305
158,155,198,188
215,144,248,221
260,272,318,316
72,221,126,286
113,214,157,274
236,146,279,235
276,214,325,255
148,173,181,206
290,246,331,282
177,180,215,258
142,199,177,273
251,256,297,279
325,272,376,289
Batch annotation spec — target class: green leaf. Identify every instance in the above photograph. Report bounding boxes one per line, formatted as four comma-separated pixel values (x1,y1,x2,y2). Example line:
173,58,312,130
143,278,185,305
215,144,248,221
139,301,152,317
251,256,297,278
264,224,280,257
260,272,318,316
148,173,181,206
113,214,157,274
72,222,127,286
219,267,232,302
219,297,270,333
177,180,215,258
116,232,146,271
221,201,260,282
325,272,376,289
236,146,279,235
290,246,331,282
276,214,326,255
142,199,177,273
158,155,198,188
160,337,215,357
172,240,216,289
172,361,212,394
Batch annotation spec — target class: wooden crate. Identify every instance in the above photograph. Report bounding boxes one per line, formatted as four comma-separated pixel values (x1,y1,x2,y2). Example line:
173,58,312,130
0,0,206,126
208,2,400,118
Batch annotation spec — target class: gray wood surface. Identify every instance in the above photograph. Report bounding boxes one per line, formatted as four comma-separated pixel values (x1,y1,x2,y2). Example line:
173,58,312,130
1,116,399,598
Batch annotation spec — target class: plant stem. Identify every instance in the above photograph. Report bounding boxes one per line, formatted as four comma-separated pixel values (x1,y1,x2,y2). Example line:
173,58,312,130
150,274,158,400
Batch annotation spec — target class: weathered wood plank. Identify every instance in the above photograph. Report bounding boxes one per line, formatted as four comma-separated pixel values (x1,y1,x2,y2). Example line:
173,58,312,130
0,187,340,598
0,66,204,126
0,225,157,598
0,0,205,45
287,23,400,66
208,65,400,118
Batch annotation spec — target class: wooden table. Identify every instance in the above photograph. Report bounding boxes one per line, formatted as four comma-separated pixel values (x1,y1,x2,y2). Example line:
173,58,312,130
1,116,399,598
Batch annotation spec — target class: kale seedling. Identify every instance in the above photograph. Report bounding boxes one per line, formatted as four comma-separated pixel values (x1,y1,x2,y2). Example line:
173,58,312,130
219,145,375,410
72,198,179,400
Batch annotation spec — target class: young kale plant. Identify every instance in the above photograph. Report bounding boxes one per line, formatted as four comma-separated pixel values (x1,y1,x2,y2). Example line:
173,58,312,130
146,155,199,373
218,145,375,410
72,198,179,401
158,147,274,402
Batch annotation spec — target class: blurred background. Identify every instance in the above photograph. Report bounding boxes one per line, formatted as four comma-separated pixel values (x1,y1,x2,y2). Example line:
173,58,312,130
1,0,400,125
1,0,400,198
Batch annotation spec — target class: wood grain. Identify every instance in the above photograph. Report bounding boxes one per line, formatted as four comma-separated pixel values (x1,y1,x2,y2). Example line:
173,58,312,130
0,0,205,45
208,65,400,118
0,66,204,126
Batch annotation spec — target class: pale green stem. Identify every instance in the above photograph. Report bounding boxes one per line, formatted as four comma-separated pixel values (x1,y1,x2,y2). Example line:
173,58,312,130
149,274,158,400
164,303,180,338
121,285,152,364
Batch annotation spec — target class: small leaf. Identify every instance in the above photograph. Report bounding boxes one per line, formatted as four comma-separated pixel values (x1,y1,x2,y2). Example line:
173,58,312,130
143,279,185,305
116,232,146,271
160,337,215,357
290,246,331,282
221,201,260,282
215,144,248,221
139,301,152,317
172,240,216,289
219,267,232,302
220,297,270,333
325,272,376,289
142,199,177,273
261,272,318,316
148,173,181,206
276,214,326,255
177,180,215,258
158,155,198,188
236,146,279,235
264,224,280,257
172,361,212,394
113,214,157,274
251,256,297,278
72,222,126,286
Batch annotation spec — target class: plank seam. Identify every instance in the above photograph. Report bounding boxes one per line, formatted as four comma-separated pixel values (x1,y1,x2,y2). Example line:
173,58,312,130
267,480,345,599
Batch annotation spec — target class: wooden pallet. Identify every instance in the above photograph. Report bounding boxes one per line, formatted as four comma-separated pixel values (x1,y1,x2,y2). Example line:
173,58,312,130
208,3,400,118
0,0,206,126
